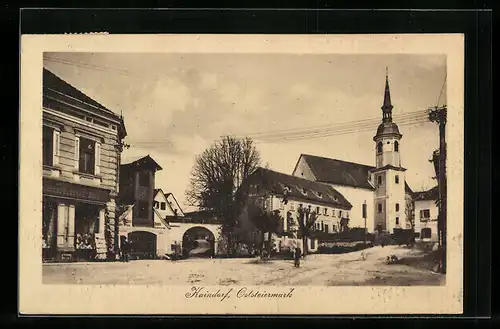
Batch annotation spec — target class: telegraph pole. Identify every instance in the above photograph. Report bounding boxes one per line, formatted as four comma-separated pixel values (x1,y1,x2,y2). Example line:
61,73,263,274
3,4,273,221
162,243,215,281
363,200,367,244
428,106,447,274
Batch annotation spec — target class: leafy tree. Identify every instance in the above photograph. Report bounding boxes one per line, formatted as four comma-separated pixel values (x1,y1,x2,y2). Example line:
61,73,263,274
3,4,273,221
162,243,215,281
296,205,319,257
247,193,284,259
186,136,261,256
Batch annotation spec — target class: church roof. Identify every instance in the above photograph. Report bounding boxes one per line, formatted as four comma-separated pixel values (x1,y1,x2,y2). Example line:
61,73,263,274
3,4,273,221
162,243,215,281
245,167,352,209
374,69,402,139
298,154,376,190
375,122,402,138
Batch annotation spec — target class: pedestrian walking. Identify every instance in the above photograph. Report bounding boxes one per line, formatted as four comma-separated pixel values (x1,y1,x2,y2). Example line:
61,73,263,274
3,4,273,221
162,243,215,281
294,247,302,268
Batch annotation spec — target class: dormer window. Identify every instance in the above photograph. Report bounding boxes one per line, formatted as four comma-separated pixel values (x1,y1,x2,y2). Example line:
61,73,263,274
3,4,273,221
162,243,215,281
316,191,323,198
301,188,307,195
284,185,292,193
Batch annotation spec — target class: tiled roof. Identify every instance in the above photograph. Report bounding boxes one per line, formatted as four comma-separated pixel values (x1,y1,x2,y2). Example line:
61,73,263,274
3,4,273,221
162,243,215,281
405,181,414,195
43,68,116,116
299,154,375,190
120,154,163,171
413,186,439,201
246,167,352,209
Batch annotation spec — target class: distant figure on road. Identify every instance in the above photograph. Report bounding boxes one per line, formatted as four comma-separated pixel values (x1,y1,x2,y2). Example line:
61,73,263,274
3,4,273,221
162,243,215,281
294,247,302,268
121,237,130,262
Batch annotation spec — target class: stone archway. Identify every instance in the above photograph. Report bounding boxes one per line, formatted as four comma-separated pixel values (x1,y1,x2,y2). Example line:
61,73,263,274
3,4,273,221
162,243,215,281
128,231,157,259
182,226,215,258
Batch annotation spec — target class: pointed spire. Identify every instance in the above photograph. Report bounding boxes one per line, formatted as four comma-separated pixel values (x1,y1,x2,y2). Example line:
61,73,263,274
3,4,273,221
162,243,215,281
381,67,393,122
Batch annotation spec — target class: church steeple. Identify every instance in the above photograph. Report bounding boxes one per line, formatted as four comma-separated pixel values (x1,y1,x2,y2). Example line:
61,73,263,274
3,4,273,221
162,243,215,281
381,67,393,123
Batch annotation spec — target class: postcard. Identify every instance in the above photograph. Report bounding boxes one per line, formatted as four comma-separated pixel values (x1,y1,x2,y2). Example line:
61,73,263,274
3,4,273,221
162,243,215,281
19,33,464,315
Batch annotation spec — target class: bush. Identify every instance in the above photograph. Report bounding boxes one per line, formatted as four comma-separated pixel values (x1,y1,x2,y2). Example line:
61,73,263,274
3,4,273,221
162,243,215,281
317,242,372,254
393,228,415,246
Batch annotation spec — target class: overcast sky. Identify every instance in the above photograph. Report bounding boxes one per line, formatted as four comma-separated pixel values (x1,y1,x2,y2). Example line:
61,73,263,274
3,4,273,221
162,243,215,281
44,53,446,211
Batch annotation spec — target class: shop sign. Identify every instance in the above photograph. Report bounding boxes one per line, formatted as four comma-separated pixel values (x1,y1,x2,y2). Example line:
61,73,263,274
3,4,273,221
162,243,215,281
43,178,110,203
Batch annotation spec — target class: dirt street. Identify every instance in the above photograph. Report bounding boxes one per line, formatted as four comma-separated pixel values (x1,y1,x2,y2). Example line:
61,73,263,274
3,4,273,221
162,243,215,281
42,245,444,286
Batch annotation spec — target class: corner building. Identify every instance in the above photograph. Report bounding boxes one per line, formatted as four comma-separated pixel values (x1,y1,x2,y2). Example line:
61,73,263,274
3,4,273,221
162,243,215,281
42,68,127,262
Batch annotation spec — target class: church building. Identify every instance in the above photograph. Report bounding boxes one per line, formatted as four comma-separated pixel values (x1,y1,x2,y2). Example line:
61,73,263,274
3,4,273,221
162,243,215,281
292,71,413,234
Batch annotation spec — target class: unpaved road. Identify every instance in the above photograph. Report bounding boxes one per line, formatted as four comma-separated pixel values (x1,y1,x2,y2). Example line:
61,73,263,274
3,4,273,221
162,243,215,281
43,246,444,286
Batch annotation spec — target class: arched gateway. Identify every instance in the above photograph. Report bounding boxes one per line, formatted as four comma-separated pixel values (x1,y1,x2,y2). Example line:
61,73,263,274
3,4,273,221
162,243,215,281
182,226,216,258
127,231,157,259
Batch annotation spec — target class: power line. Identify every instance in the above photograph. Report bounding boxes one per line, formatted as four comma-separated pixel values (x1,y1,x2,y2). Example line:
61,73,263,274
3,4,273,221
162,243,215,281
436,73,447,107
43,56,131,76
127,116,430,148
230,109,428,139
228,111,428,141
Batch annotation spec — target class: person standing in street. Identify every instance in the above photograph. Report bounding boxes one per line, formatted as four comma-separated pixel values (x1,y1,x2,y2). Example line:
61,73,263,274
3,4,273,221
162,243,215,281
294,247,302,268
122,237,130,262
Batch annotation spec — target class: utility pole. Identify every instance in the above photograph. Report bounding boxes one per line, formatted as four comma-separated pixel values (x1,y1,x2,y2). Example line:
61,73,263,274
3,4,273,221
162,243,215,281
428,106,447,274
363,200,367,244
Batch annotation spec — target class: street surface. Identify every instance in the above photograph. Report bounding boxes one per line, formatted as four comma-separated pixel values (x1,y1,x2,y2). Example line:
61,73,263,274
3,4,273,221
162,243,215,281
43,245,444,286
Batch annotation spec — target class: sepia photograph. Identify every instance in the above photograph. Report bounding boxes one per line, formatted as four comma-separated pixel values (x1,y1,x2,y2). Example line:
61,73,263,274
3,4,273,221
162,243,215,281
20,34,464,314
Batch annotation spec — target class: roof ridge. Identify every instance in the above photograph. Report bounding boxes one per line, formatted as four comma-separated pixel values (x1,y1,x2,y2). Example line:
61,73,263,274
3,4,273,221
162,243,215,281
256,166,332,186
301,153,375,168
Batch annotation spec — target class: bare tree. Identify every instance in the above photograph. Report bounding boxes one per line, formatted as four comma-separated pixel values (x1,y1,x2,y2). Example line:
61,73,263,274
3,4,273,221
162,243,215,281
405,195,415,230
186,136,261,255
296,205,319,257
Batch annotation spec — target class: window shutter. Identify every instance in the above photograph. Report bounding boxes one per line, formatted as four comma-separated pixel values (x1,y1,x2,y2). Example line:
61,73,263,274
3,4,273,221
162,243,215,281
95,142,101,175
52,130,60,165
74,136,80,170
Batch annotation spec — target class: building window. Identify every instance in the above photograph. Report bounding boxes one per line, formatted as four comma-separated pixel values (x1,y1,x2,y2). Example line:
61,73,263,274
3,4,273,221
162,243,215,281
43,126,53,166
394,141,399,152
421,228,432,239
323,208,328,215
139,171,150,187
138,201,149,218
311,239,316,250
332,225,337,233
324,224,329,233
395,217,400,225
377,175,383,185
395,175,400,184
78,137,96,175
377,203,383,213
339,210,343,218
346,212,349,218
420,209,431,221
154,201,159,209
395,203,400,212
298,203,303,209
332,209,336,217
321,221,324,231
316,206,320,214
377,141,383,154
160,202,166,210
43,126,60,167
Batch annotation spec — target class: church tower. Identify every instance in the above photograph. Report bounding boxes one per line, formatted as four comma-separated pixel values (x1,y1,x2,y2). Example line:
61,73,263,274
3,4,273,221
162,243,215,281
371,69,407,233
